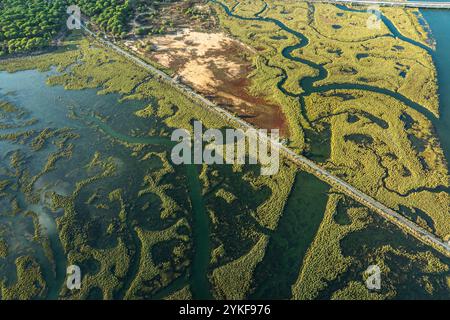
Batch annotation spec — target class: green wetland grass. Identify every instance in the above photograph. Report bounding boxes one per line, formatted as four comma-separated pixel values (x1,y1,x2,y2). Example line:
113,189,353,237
0,33,305,300
1,0,449,299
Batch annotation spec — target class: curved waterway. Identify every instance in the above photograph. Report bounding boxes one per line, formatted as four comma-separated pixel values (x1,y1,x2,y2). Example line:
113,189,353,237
15,192,67,300
210,1,450,297
88,117,212,299
213,0,450,174
1,3,449,300
0,70,212,299
213,0,437,122
335,4,432,52
334,5,450,176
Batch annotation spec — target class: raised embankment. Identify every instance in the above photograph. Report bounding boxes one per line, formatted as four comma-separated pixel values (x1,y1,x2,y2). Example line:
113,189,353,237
80,21,450,258
306,0,450,9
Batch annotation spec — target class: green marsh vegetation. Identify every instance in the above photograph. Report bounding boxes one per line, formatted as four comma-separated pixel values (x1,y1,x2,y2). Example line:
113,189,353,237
0,0,449,300
0,240,8,258
0,0,134,57
0,32,303,300
73,0,131,37
201,161,297,299
0,0,211,59
210,0,449,299
292,193,374,300
249,171,330,299
381,7,433,49
292,193,450,300
0,0,66,56
214,1,313,149
305,90,450,237
304,4,438,115
0,256,47,300
164,285,192,300
211,234,269,299
215,1,439,116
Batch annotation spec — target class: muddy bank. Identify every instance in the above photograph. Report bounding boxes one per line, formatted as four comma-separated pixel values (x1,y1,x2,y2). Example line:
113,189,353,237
128,28,288,135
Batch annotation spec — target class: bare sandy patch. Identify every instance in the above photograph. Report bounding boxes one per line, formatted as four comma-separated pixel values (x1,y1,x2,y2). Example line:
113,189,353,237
126,28,288,135
149,29,242,90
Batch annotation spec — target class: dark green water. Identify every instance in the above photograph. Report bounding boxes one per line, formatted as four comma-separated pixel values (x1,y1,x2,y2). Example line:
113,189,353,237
213,0,438,126
250,171,330,299
421,10,450,172
0,70,140,299
213,0,450,298
91,116,212,299
185,164,213,300
1,2,449,300
336,5,450,171
215,0,450,187
0,69,212,299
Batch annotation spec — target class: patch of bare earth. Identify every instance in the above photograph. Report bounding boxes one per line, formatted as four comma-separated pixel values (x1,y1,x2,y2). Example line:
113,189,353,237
130,29,288,136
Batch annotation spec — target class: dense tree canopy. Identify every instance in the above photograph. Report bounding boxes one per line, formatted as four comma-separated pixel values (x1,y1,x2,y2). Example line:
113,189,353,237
74,0,131,37
0,0,66,55
0,0,132,56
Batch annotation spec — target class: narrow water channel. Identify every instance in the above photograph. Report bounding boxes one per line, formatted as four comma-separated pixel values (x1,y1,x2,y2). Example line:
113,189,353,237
250,171,330,299
0,70,213,299
213,1,438,119
214,0,450,182
1,2,449,300
89,116,212,299
212,1,450,297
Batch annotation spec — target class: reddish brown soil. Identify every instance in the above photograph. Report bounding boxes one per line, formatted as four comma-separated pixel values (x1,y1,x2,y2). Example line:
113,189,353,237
127,0,288,135
145,30,288,136
212,66,288,136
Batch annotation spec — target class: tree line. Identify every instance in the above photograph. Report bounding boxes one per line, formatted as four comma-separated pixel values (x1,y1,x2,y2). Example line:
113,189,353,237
74,0,131,37
0,0,66,56
0,0,133,56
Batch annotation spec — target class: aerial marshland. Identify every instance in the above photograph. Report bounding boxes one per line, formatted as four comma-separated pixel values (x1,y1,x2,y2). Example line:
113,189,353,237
0,0,449,300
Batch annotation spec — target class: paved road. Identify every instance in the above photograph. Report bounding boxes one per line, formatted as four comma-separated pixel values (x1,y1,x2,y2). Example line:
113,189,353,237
305,0,450,9
79,22,450,257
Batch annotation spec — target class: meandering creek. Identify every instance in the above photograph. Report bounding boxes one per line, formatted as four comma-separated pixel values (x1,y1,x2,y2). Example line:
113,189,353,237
214,0,450,190
0,70,211,299
0,1,449,300
211,0,450,297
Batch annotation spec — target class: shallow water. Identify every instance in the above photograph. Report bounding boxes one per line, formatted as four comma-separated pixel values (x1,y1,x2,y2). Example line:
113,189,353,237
0,67,217,299
0,70,134,298
1,2,449,300
422,9,450,171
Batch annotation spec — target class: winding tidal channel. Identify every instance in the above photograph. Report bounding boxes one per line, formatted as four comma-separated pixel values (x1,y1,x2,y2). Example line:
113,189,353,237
213,0,450,191
0,71,212,299
88,116,212,299
0,1,450,300
209,0,450,297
